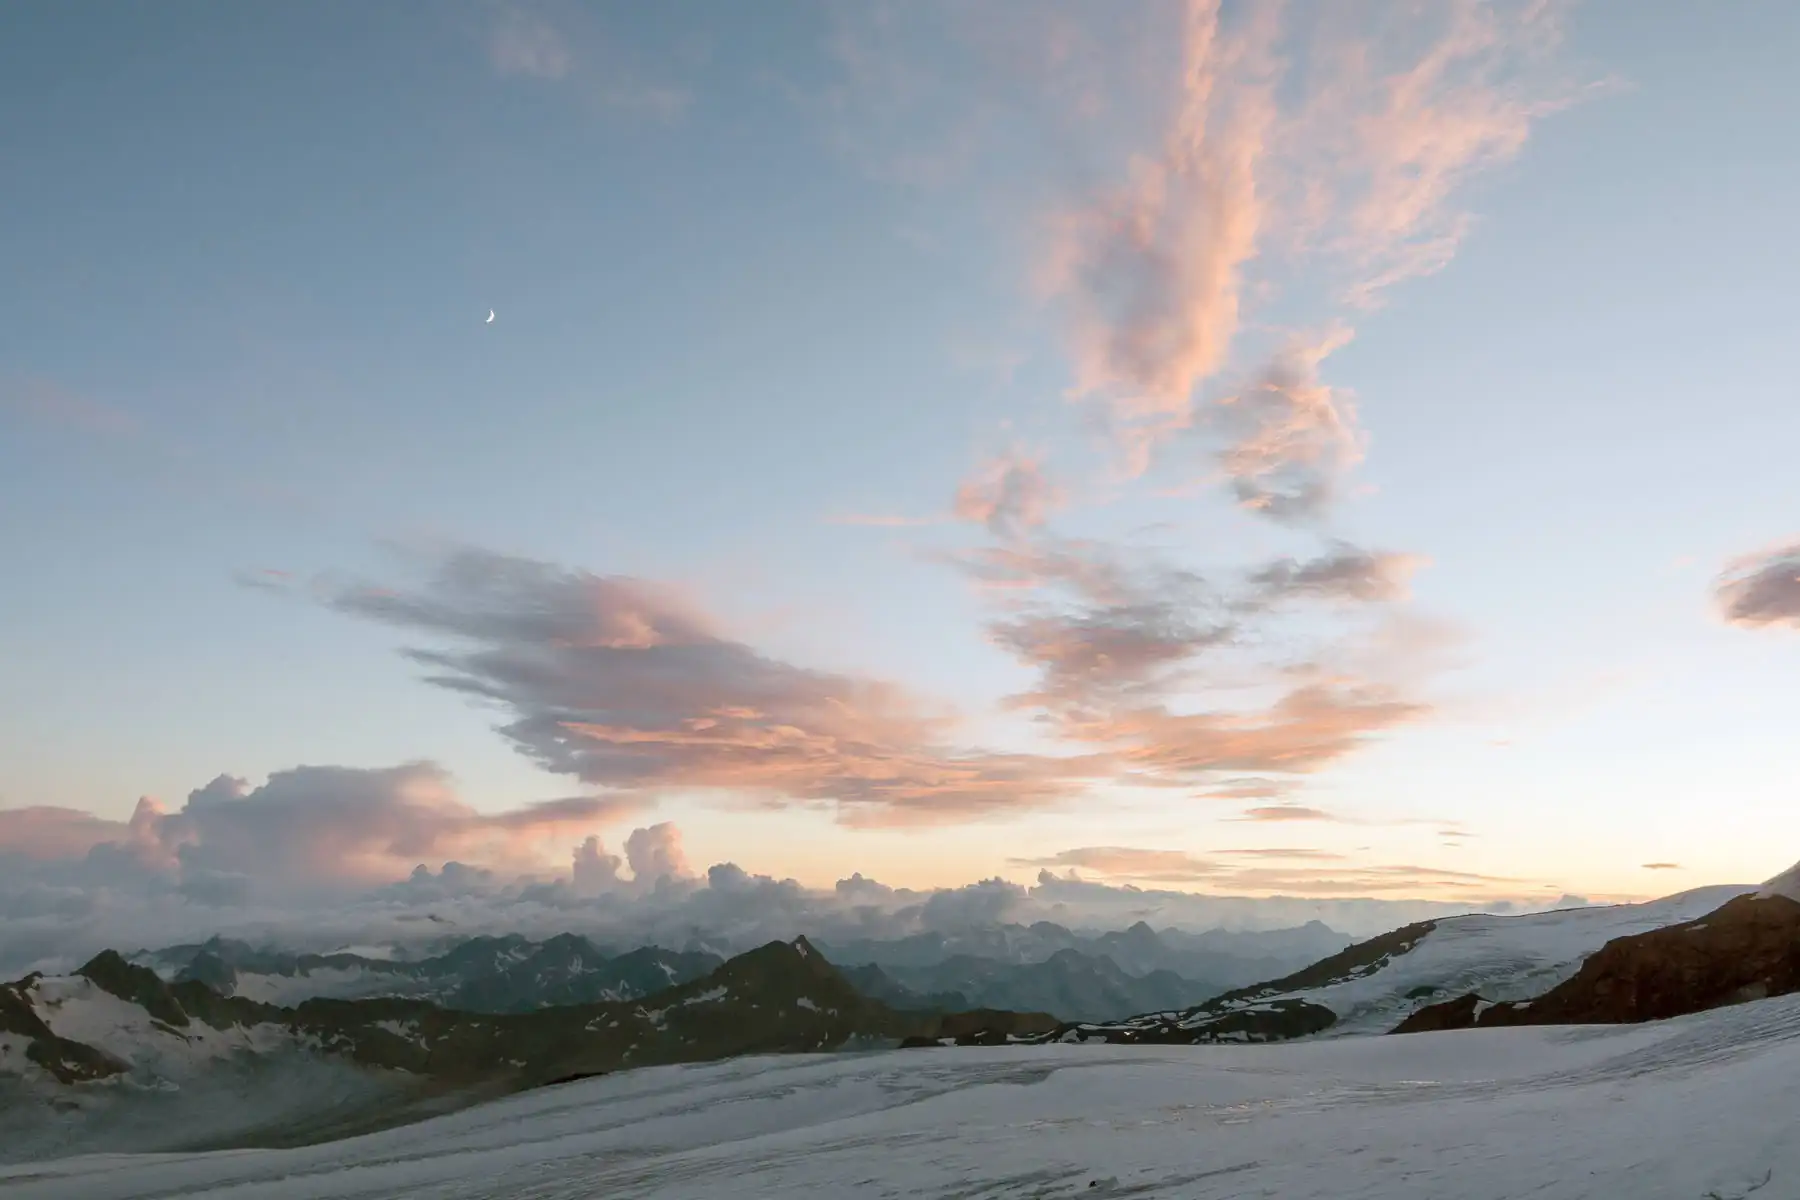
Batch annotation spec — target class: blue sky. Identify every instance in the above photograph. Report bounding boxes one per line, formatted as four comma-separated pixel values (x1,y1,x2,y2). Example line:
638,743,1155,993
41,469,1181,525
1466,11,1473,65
3,0,1798,909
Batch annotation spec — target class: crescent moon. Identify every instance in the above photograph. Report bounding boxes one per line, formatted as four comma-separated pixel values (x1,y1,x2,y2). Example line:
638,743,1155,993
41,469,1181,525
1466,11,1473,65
486,310,495,323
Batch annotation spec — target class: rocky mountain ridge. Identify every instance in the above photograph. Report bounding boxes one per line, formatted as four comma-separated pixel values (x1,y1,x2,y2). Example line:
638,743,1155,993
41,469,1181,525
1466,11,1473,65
130,918,1341,1023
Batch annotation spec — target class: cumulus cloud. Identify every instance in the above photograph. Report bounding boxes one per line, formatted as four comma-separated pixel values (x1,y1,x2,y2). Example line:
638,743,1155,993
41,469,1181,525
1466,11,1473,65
0,765,639,900
326,548,1104,826
624,822,689,883
0,797,1604,978
1714,542,1800,629
571,836,622,893
0,807,129,861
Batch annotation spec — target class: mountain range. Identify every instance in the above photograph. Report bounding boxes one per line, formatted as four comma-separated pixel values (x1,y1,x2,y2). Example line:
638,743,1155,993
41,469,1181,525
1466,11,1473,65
127,916,1349,1024
14,872,1800,1166
1,936,1056,1163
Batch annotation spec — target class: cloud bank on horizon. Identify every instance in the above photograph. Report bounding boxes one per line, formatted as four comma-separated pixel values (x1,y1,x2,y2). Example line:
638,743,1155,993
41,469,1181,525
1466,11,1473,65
0,760,1610,975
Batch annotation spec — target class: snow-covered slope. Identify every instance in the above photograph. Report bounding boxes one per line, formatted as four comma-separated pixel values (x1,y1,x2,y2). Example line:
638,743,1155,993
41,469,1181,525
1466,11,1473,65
1061,884,1754,1044
1757,857,1800,902
10,988,1800,1199
1279,884,1754,1034
0,972,425,1164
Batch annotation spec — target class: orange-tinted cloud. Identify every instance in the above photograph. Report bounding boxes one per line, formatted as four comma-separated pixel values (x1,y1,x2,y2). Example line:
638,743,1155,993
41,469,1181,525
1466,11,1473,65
0,807,130,861
2,765,643,892
1239,804,1340,823
1014,843,1522,894
1039,0,1575,496
328,548,1106,826
1043,0,1278,475
1715,542,1800,629
1012,846,1224,882
1299,0,1576,306
1071,681,1425,782
952,450,1064,539
1642,862,1682,871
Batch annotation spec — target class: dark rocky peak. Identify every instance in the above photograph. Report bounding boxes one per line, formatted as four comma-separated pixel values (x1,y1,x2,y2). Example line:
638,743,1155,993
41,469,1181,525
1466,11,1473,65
77,950,190,1028
175,949,238,995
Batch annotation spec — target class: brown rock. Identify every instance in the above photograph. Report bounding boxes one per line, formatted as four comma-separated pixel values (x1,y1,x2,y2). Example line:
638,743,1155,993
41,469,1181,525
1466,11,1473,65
1392,991,1486,1035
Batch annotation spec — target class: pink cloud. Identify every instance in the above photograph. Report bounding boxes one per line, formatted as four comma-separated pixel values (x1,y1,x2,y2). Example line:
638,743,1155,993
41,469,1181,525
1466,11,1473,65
952,450,1064,539
1033,0,1577,502
0,807,130,861
1239,804,1341,823
327,549,1107,826
1014,843,1523,894
5,766,644,893
1715,541,1800,629
1042,0,1278,476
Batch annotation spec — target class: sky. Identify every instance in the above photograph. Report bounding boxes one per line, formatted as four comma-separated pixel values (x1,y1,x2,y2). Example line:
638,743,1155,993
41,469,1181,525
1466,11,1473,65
2,0,1798,954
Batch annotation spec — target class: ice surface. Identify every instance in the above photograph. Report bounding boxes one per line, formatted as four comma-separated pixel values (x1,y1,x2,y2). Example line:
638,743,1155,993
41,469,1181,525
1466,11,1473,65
5,990,1800,1199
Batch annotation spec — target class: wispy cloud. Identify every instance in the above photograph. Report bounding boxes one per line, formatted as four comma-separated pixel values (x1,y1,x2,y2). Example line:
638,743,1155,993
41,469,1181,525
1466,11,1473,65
1013,843,1524,895
1,378,140,438
1238,804,1340,823
1037,0,1579,493
489,7,572,80
824,513,946,528
485,4,689,120
1714,541,1800,629
1245,541,1424,607
952,449,1065,540
1641,861,1682,871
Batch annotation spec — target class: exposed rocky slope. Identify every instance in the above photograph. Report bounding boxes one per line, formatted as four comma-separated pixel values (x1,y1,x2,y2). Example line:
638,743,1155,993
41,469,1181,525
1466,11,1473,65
1393,890,1800,1034
1,937,1050,1159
